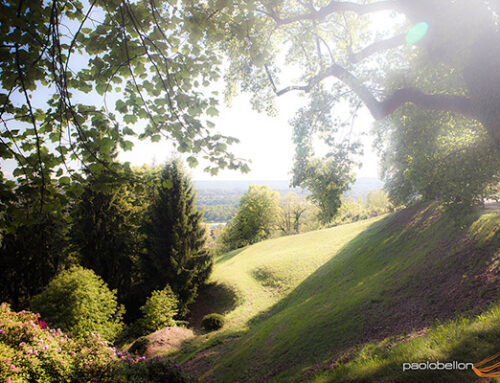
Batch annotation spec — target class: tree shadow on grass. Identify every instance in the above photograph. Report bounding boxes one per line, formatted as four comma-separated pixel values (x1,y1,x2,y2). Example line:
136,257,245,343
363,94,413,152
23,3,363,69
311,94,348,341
210,203,500,382
323,301,500,383
188,282,239,330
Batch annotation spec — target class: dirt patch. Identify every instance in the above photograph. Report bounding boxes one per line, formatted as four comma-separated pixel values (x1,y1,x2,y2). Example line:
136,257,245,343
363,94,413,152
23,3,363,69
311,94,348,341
143,327,195,358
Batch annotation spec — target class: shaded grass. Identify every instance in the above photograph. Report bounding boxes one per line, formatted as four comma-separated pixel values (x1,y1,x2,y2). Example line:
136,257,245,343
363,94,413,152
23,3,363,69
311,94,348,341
312,301,500,382
187,282,239,330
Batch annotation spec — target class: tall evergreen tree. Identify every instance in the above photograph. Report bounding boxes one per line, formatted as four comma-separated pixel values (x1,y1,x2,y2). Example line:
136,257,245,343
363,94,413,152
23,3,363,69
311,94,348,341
70,171,145,320
143,159,213,317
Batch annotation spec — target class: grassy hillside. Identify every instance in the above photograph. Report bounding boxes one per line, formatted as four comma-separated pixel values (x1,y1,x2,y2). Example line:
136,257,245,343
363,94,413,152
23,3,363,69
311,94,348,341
179,203,500,382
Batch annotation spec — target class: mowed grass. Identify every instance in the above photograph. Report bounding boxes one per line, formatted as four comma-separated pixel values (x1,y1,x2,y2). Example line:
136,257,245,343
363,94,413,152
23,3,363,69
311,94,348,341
180,203,500,382
210,216,382,331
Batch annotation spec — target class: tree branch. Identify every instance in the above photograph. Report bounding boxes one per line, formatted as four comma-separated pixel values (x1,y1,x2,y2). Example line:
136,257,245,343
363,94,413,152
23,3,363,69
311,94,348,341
348,33,405,63
274,62,477,120
267,0,402,25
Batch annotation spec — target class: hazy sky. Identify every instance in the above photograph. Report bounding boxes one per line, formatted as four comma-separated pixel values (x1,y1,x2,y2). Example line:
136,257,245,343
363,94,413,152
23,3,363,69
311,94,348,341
117,7,401,181
2,6,395,182
118,91,381,181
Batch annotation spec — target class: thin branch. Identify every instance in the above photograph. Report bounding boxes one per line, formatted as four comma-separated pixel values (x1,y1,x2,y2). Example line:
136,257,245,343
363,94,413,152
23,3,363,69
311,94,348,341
15,45,46,209
64,0,97,74
264,64,278,93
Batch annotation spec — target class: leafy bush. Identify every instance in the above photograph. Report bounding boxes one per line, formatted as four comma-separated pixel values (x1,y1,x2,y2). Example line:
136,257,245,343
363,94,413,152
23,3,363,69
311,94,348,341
139,285,179,335
128,336,150,356
31,266,124,342
0,303,195,382
201,313,225,332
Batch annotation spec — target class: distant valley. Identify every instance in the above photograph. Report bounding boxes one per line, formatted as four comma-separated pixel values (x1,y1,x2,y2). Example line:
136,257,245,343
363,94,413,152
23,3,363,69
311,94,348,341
193,177,384,223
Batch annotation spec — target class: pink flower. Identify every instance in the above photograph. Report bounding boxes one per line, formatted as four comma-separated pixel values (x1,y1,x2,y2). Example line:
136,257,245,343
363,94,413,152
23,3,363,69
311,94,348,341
19,342,26,346
9,364,18,372
6,378,12,383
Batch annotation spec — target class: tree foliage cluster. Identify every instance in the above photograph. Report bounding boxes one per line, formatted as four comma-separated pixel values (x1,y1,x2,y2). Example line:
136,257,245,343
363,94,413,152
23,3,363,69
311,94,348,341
219,186,392,251
1,159,212,334
331,189,392,226
219,185,280,250
375,105,500,210
218,187,322,251
142,159,212,316
2,0,500,255
30,266,125,342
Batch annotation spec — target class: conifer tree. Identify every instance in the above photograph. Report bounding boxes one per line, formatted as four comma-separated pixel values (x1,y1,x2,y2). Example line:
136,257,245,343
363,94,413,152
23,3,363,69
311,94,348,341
143,159,212,317
70,171,144,320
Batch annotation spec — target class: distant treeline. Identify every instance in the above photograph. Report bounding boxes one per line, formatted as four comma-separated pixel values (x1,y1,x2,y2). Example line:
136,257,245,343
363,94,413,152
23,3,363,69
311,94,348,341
200,204,238,223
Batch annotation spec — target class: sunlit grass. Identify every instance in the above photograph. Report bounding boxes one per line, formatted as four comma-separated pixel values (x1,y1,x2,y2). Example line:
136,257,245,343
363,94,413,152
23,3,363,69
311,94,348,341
210,216,383,332
175,203,500,382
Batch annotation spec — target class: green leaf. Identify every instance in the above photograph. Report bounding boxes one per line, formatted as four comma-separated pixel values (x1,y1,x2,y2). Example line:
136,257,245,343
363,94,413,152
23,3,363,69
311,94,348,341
206,106,219,117
187,156,199,167
59,176,71,185
123,114,138,124
162,179,173,189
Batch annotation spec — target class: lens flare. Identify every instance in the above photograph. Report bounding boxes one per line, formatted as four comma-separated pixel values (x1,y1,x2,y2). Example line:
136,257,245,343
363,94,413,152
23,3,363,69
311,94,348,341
405,22,429,44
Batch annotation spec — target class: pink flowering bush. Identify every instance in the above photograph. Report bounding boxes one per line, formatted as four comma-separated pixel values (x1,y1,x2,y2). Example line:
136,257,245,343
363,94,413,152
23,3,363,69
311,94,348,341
0,303,195,382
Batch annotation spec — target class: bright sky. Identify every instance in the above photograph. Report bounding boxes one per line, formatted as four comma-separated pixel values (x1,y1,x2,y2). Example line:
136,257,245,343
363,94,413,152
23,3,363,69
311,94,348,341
118,91,381,181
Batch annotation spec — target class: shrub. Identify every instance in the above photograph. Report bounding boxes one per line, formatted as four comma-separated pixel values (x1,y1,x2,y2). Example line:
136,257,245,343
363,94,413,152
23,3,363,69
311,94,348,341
201,313,225,332
31,266,124,342
138,285,178,335
0,303,195,383
128,336,150,356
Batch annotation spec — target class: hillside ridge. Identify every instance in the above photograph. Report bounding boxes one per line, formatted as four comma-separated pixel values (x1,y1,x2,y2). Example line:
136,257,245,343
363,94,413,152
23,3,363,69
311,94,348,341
178,203,500,382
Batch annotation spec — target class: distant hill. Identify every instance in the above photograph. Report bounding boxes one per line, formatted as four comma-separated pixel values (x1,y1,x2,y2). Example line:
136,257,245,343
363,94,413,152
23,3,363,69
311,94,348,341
193,177,385,222
193,179,293,191
194,177,384,198
344,177,384,199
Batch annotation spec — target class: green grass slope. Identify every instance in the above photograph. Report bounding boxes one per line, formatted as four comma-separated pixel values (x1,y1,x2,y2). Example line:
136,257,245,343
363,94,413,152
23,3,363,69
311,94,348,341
182,203,500,382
